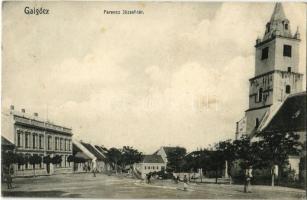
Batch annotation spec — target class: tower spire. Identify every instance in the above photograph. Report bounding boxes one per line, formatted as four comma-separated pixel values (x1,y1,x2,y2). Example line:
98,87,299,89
270,3,287,22
262,3,292,41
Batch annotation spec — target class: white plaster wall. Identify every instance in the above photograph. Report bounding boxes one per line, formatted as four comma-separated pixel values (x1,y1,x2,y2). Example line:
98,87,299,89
1,109,15,143
275,38,300,72
249,74,274,109
288,156,300,176
255,40,276,76
156,148,168,163
272,72,304,104
245,107,269,135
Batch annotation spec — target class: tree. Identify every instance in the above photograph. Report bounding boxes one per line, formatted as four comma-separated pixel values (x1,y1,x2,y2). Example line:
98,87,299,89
206,150,225,184
298,141,306,183
43,155,52,174
2,151,16,166
67,155,86,172
43,155,52,166
166,147,187,173
29,154,42,177
1,151,18,174
215,139,236,180
67,155,74,164
16,153,26,171
106,148,122,173
256,131,302,186
121,146,142,170
51,155,62,166
232,135,261,169
182,150,205,182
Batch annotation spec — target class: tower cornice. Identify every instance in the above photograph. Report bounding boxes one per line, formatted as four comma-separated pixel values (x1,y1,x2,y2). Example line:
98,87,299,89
249,70,304,82
255,35,301,48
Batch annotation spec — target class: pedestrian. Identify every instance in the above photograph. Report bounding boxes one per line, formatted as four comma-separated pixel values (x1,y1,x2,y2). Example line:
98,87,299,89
173,175,177,184
244,166,252,193
6,173,13,189
92,160,97,177
183,175,188,191
146,173,152,184
88,165,91,172
92,168,96,177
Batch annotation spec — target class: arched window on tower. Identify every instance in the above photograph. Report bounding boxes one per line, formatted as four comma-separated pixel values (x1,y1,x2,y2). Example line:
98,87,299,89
257,88,263,102
285,23,288,30
286,85,291,94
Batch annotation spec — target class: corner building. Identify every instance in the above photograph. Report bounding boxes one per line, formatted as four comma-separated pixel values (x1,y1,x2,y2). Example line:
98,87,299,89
2,106,73,176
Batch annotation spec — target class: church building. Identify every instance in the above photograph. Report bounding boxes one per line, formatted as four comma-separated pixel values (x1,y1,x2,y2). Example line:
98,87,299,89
236,3,304,139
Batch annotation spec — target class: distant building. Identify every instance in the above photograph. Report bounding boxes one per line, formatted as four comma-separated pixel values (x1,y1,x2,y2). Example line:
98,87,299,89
2,106,73,176
72,140,110,173
235,117,247,140
72,139,95,172
134,155,166,179
80,141,109,172
236,3,304,138
153,146,179,164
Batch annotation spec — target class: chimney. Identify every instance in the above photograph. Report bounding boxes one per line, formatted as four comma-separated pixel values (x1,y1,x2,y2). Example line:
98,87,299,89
10,105,14,110
21,108,25,113
34,113,38,117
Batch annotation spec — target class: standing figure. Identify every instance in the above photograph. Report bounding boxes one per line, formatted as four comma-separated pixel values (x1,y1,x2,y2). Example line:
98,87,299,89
176,175,180,184
6,173,13,189
183,175,188,191
92,159,97,177
146,173,152,184
244,166,252,193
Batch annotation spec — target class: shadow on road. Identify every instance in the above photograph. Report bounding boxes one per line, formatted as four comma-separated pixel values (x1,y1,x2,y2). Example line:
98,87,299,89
2,190,81,198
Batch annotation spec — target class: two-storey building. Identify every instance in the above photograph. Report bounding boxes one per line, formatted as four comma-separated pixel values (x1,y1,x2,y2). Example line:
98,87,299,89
2,105,73,176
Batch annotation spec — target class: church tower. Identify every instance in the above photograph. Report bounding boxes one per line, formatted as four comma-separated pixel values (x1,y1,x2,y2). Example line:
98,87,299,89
244,3,303,136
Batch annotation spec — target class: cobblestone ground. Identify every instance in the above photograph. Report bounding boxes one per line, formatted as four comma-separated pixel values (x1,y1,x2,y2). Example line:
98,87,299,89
1,173,306,199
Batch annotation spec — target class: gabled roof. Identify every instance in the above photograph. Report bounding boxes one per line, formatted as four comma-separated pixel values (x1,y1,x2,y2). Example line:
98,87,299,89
260,92,306,133
1,136,15,149
95,145,108,154
141,155,164,164
81,142,106,161
153,146,185,159
72,143,92,160
73,139,96,160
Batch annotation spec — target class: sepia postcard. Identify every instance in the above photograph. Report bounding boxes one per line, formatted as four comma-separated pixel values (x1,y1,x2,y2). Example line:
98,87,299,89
1,1,306,199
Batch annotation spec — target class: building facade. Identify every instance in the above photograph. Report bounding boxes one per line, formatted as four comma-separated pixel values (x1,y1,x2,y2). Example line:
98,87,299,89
80,141,109,172
236,3,304,138
2,106,73,176
134,155,166,179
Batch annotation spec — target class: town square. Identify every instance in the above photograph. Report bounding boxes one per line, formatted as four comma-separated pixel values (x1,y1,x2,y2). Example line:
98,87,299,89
2,173,306,199
1,1,306,199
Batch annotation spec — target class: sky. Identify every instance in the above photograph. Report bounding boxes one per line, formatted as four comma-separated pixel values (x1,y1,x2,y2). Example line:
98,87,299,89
2,2,306,153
